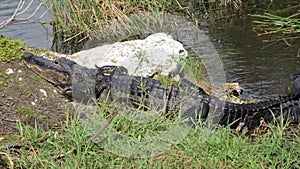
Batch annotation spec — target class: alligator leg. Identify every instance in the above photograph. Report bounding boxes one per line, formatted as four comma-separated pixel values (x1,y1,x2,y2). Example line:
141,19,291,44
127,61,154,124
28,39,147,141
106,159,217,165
95,65,128,76
290,72,300,96
60,84,96,103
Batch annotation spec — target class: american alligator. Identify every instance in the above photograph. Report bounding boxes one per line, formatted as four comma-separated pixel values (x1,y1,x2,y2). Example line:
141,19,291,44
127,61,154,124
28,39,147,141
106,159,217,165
23,53,300,130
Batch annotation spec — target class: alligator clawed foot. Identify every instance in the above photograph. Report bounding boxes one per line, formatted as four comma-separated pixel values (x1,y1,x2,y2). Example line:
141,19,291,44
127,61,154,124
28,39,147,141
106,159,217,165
290,72,300,96
95,65,128,75
61,85,73,99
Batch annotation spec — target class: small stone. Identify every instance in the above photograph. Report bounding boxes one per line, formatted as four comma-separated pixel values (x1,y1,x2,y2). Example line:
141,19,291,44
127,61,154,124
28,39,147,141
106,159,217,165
31,101,36,105
39,89,47,97
19,77,22,81
6,68,14,75
17,70,22,73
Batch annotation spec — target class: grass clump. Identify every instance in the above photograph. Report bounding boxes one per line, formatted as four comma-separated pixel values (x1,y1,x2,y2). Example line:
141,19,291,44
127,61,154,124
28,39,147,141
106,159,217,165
0,71,9,87
1,105,299,168
45,0,246,53
16,107,36,116
46,0,244,39
0,35,25,62
45,0,172,43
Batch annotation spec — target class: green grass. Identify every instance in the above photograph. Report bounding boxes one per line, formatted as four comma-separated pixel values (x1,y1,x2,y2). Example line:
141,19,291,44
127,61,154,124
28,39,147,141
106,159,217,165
45,0,172,43
16,107,36,116
0,104,299,168
43,0,244,52
0,35,25,62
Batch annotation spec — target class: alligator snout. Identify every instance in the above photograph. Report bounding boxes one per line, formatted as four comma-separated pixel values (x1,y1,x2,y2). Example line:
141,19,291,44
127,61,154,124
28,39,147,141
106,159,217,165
22,53,72,88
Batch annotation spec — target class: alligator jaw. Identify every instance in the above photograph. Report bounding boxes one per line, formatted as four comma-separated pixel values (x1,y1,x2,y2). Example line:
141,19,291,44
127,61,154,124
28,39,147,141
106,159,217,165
22,53,71,88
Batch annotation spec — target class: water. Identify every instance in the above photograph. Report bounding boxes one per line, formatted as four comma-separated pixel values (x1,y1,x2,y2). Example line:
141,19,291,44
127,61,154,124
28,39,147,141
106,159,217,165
0,1,299,99
0,0,52,49
209,17,300,99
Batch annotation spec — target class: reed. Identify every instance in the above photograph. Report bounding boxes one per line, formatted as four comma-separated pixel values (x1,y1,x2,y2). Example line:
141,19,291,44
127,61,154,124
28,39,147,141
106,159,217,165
252,13,300,45
44,0,244,48
45,0,170,42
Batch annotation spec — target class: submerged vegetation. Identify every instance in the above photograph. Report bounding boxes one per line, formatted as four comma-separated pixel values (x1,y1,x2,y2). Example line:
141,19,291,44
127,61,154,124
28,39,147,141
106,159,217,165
249,0,299,46
252,13,299,46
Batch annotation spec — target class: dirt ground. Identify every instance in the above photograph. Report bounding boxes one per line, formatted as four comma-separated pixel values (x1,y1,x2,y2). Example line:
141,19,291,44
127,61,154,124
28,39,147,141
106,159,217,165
0,60,71,135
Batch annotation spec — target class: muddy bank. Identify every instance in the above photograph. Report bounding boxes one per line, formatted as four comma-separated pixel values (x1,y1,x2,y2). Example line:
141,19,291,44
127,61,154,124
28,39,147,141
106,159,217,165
0,60,71,135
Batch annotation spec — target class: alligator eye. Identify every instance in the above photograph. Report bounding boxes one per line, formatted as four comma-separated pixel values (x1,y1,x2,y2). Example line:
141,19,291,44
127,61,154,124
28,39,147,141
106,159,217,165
62,78,67,83
53,60,59,65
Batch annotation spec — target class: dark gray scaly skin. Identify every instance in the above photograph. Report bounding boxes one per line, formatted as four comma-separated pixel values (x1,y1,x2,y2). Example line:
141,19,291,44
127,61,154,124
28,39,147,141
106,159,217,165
23,53,300,130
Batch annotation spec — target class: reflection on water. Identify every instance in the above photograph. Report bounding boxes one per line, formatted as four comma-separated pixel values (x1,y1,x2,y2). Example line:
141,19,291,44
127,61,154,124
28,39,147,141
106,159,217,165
209,18,300,99
0,0,299,99
0,0,52,49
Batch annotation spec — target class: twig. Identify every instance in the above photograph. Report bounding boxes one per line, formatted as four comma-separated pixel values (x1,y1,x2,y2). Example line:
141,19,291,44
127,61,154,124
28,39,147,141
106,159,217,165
17,0,34,16
0,0,46,28
0,152,14,169
0,0,23,28
18,0,26,12
0,133,54,150
15,2,42,21
1,118,20,123
29,143,45,167
55,110,119,160
174,0,198,26
0,109,20,122
39,3,52,20
63,31,85,43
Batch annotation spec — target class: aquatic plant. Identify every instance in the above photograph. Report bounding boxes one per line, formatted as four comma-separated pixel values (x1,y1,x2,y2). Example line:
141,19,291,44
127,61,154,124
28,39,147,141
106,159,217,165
45,0,171,42
252,13,300,46
44,0,244,49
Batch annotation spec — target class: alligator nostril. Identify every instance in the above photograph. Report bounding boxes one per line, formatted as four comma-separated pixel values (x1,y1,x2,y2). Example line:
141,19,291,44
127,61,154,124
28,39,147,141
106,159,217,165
54,60,59,65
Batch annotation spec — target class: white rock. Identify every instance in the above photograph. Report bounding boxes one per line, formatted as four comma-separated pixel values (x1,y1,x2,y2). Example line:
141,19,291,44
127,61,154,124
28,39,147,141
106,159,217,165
72,33,188,77
6,68,14,75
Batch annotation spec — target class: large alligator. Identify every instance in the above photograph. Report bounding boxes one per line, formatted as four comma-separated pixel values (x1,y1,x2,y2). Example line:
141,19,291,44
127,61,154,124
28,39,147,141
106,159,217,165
22,53,300,131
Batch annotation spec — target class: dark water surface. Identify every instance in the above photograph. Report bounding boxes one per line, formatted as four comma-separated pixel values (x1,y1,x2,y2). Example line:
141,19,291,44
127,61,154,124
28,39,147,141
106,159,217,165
0,0,299,99
0,0,52,49
209,18,300,99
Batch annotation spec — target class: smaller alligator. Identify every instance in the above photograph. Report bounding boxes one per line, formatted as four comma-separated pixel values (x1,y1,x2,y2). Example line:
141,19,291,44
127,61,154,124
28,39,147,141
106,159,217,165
23,53,300,131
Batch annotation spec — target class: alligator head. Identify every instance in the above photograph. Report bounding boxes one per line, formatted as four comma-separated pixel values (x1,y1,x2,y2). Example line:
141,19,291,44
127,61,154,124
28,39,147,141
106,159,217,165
22,53,72,89
22,53,113,101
